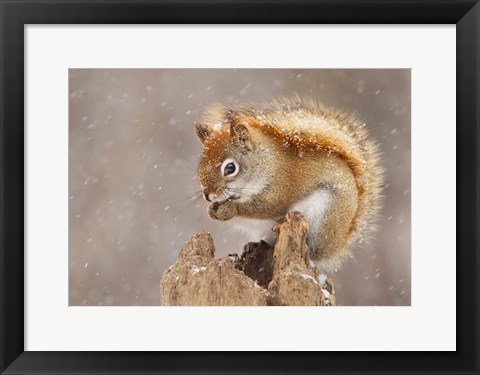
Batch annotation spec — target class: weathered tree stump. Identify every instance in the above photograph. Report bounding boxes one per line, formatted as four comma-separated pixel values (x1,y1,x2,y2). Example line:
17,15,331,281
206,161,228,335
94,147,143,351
160,212,335,306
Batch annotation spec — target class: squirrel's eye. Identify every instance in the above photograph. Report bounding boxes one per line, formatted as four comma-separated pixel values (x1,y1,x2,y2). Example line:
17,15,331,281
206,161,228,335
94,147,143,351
224,163,236,175
221,159,239,177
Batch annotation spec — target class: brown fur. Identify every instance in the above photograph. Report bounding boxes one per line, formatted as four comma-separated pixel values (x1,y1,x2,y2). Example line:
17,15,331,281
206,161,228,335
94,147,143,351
195,98,384,271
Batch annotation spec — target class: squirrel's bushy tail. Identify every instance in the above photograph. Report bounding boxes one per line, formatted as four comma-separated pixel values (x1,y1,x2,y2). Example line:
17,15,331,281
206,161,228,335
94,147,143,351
304,99,385,250
347,122,385,249
265,98,386,251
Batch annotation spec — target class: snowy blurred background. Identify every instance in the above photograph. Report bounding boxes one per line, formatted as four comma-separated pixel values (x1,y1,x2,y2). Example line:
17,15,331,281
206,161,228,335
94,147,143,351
69,69,410,306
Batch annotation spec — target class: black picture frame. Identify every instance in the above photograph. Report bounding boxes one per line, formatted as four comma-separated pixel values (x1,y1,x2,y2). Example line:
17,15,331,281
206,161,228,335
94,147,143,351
1,1,478,374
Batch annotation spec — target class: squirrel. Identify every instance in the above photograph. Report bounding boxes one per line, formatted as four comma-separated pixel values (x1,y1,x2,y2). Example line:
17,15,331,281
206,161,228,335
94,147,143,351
194,98,384,271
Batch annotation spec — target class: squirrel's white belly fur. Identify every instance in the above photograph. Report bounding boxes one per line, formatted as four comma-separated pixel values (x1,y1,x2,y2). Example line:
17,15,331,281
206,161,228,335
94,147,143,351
291,189,331,246
231,217,276,245
232,189,331,253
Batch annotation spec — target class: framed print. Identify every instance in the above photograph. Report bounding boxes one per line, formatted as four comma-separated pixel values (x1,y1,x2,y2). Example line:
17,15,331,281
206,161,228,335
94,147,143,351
0,0,478,374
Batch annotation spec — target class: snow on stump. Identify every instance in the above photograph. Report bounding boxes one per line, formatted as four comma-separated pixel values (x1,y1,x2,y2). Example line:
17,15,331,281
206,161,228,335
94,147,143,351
160,211,335,306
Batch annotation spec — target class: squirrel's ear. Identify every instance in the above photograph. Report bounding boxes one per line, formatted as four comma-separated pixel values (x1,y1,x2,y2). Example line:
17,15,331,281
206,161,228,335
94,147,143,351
195,122,211,144
231,123,253,152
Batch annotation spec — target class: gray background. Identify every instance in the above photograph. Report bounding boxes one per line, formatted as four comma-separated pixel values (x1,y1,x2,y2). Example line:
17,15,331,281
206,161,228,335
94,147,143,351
69,69,411,306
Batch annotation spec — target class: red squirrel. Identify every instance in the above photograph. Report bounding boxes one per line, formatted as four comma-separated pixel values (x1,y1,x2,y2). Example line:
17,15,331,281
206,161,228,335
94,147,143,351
195,98,384,271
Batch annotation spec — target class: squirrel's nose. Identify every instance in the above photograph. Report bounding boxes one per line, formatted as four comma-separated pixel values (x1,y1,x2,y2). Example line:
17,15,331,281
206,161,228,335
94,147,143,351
203,192,212,202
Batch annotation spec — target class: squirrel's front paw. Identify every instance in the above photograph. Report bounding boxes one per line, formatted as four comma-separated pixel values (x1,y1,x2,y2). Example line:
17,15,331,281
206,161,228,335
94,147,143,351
208,201,236,221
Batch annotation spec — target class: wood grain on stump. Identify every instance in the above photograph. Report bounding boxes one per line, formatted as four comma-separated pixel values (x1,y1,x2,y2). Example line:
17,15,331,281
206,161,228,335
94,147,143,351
160,212,335,306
